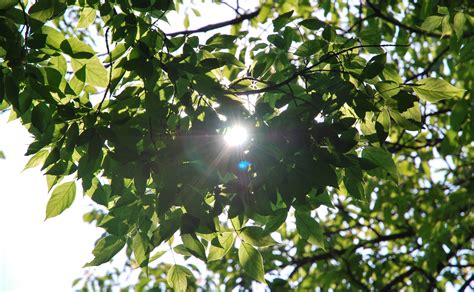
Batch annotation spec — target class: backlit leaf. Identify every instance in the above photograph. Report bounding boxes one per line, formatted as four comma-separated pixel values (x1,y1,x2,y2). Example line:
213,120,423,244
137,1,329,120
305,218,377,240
238,242,266,283
77,8,96,29
413,78,465,103
240,226,278,247
85,235,125,267
167,265,192,292
421,16,443,32
295,211,325,248
45,182,76,219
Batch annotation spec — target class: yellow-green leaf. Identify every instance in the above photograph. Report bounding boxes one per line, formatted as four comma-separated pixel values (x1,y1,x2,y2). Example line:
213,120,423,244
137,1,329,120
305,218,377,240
421,15,443,32
238,242,266,283
71,56,108,88
24,150,49,171
453,12,466,39
77,8,97,29
84,235,125,267
295,211,326,248
0,0,16,10
441,16,452,38
240,226,278,247
167,265,192,292
413,77,465,103
208,232,235,262
45,181,76,219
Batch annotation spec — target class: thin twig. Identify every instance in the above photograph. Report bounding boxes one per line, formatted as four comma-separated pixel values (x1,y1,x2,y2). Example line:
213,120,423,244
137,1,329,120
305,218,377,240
166,9,260,37
227,44,409,96
96,28,112,116
405,46,450,82
18,0,30,56
366,0,474,39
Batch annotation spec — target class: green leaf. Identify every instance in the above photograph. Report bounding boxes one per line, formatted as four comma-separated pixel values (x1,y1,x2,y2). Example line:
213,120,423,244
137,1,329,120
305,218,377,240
206,34,237,49
208,232,235,262
453,12,466,39
240,226,278,247
450,100,469,131
84,235,126,267
361,53,386,80
60,37,95,59
267,34,286,50
264,208,287,233
0,0,16,10
174,244,192,256
441,16,452,37
238,242,266,283
273,10,293,31
344,167,365,200
31,103,52,132
184,14,190,29
362,147,398,183
46,175,62,192
181,233,207,261
167,265,192,292
149,250,167,263
71,57,108,88
45,182,76,219
104,43,128,63
421,15,443,32
132,233,149,267
413,78,465,103
294,40,321,57
314,160,338,188
213,52,244,67
359,28,382,53
375,81,400,99
295,211,325,248
24,150,49,171
42,26,66,50
29,0,54,22
77,8,96,29
0,150,5,159
298,18,325,30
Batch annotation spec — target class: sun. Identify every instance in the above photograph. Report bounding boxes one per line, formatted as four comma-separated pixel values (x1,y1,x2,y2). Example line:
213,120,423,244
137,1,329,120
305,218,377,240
223,125,248,147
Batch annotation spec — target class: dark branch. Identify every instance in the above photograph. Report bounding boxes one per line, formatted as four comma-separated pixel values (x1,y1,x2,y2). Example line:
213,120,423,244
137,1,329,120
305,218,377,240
366,0,474,39
228,44,408,96
405,46,450,82
166,9,260,37
460,275,474,292
387,138,444,153
288,230,414,278
96,28,112,116
381,268,415,292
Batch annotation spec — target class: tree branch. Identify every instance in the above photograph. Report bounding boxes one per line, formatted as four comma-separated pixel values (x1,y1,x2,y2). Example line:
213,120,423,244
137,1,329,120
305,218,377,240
460,275,474,292
96,28,112,116
227,44,408,96
380,268,415,292
405,46,450,82
166,9,260,37
288,230,414,278
366,0,474,39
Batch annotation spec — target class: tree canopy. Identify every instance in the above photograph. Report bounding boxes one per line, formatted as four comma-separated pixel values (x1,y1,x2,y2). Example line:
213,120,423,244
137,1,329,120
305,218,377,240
0,0,473,290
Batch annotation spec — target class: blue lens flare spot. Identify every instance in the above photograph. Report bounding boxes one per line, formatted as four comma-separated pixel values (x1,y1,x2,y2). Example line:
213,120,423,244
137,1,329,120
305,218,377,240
238,160,251,170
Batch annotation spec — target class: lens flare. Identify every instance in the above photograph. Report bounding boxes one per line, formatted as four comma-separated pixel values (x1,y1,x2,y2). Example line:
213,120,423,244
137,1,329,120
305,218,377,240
238,160,251,170
223,125,248,146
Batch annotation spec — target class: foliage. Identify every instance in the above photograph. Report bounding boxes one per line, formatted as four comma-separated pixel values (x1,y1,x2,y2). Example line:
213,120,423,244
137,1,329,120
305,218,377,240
0,0,473,290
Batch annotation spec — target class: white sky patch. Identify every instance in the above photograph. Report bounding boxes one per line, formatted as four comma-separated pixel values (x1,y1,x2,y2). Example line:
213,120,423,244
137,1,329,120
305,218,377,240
0,113,102,292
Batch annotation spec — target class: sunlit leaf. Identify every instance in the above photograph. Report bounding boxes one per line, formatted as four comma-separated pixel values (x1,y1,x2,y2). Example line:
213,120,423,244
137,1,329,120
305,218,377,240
238,242,266,283
45,182,76,219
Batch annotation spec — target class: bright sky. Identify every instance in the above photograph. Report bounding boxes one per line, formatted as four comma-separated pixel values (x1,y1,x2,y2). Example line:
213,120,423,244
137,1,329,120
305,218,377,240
0,113,103,291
